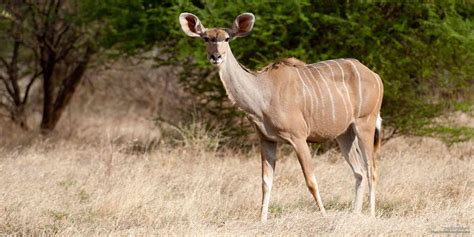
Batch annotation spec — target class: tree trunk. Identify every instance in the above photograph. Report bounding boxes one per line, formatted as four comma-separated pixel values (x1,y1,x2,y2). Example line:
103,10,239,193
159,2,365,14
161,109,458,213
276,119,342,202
39,47,57,134
40,47,92,134
11,105,29,130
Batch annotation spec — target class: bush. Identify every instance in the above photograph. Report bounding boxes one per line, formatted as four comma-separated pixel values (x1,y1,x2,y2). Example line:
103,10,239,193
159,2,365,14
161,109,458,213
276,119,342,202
87,1,474,140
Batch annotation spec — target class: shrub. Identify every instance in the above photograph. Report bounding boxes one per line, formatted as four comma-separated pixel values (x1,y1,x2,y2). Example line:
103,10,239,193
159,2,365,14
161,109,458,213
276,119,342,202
83,1,474,140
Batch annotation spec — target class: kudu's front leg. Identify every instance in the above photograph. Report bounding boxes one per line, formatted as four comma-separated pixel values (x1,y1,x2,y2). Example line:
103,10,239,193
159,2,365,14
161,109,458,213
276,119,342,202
260,140,277,223
292,138,326,215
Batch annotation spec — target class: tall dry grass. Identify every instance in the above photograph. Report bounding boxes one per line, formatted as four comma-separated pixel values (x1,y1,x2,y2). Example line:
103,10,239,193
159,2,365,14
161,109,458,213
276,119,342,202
0,107,472,235
1,63,472,235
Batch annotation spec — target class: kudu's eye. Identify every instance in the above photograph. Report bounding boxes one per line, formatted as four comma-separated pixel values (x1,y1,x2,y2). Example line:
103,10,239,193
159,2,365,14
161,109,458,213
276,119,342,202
225,37,230,42
203,37,209,42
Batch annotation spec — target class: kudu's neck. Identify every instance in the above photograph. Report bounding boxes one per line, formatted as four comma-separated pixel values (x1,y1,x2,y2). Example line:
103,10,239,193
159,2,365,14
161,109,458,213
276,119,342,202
217,45,269,118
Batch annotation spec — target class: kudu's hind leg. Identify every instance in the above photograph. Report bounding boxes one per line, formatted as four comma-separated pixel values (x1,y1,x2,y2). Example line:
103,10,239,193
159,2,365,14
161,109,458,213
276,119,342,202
354,117,378,217
291,138,326,215
336,124,367,213
260,140,277,222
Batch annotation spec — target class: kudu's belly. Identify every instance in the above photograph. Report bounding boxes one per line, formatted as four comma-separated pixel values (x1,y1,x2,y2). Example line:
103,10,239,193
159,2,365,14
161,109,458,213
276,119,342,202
250,105,353,144
305,92,354,142
306,119,352,142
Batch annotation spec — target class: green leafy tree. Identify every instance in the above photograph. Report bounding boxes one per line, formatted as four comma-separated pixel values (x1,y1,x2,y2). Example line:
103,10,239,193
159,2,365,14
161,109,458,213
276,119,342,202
121,1,473,138
3,1,471,140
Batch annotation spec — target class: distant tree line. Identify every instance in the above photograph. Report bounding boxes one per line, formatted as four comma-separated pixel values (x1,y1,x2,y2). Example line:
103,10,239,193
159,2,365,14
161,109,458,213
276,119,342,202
1,1,472,141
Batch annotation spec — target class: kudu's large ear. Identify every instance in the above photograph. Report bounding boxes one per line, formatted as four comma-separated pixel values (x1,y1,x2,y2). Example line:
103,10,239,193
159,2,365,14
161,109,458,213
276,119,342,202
231,13,255,38
179,13,206,37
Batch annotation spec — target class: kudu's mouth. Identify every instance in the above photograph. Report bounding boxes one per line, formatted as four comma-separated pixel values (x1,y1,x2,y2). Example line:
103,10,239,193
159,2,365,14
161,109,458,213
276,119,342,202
209,53,223,65
209,58,223,65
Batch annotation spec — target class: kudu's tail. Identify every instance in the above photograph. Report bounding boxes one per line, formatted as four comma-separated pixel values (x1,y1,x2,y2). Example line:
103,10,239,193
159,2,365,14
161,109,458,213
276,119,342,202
374,114,382,154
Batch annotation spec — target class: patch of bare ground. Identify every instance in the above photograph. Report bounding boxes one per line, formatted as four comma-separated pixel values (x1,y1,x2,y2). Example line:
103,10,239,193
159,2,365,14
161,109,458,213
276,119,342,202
0,110,472,235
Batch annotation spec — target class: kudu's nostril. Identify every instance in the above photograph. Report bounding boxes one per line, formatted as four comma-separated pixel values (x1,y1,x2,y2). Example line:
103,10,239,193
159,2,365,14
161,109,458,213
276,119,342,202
210,54,221,61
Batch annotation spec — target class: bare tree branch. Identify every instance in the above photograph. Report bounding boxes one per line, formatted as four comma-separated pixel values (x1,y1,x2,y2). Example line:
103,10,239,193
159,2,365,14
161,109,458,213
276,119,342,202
0,108,11,119
43,38,57,54
54,22,71,47
8,40,22,105
21,43,42,105
382,127,398,144
0,85,14,105
53,45,92,109
44,0,55,19
0,101,11,110
22,70,42,104
25,2,40,36
42,0,61,46
0,75,14,98
0,57,9,70
56,36,79,61
3,3,23,24
0,88,13,102
4,0,98,132
0,99,13,120
53,0,62,18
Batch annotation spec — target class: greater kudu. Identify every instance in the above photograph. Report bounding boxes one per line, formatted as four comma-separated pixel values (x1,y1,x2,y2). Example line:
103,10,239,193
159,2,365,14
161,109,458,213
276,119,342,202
179,12,383,222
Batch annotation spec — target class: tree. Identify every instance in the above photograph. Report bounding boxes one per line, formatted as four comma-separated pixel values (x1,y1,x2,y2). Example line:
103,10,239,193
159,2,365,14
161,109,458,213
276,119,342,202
142,1,473,138
0,0,96,133
2,1,471,140
0,4,40,129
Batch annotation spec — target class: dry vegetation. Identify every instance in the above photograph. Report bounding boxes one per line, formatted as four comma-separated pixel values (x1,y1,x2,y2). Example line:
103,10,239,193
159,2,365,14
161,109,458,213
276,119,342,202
0,66,473,235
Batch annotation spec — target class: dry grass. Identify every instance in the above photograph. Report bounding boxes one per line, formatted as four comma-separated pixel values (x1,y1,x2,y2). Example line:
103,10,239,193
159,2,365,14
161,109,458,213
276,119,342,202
1,65,473,235
0,109,472,236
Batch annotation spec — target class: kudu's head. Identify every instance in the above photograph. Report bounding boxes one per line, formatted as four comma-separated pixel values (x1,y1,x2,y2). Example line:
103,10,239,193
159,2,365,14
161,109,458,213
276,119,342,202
179,13,255,66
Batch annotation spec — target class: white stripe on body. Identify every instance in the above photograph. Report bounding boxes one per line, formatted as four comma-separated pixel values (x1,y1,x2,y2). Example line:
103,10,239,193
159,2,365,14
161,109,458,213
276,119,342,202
372,72,382,111
312,66,336,123
347,60,363,117
305,67,326,118
320,61,349,123
294,68,313,124
331,60,354,116
300,68,319,116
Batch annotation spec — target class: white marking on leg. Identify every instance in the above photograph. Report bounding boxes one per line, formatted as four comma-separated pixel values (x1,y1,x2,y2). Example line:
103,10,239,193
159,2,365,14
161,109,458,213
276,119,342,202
331,60,354,116
347,60,363,117
350,136,365,212
312,66,336,123
311,175,326,214
261,173,273,221
353,124,374,216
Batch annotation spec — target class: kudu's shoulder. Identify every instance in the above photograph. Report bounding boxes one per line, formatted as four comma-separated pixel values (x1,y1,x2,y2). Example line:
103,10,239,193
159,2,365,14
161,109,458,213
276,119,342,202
256,57,306,80
258,57,305,73
255,57,378,82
